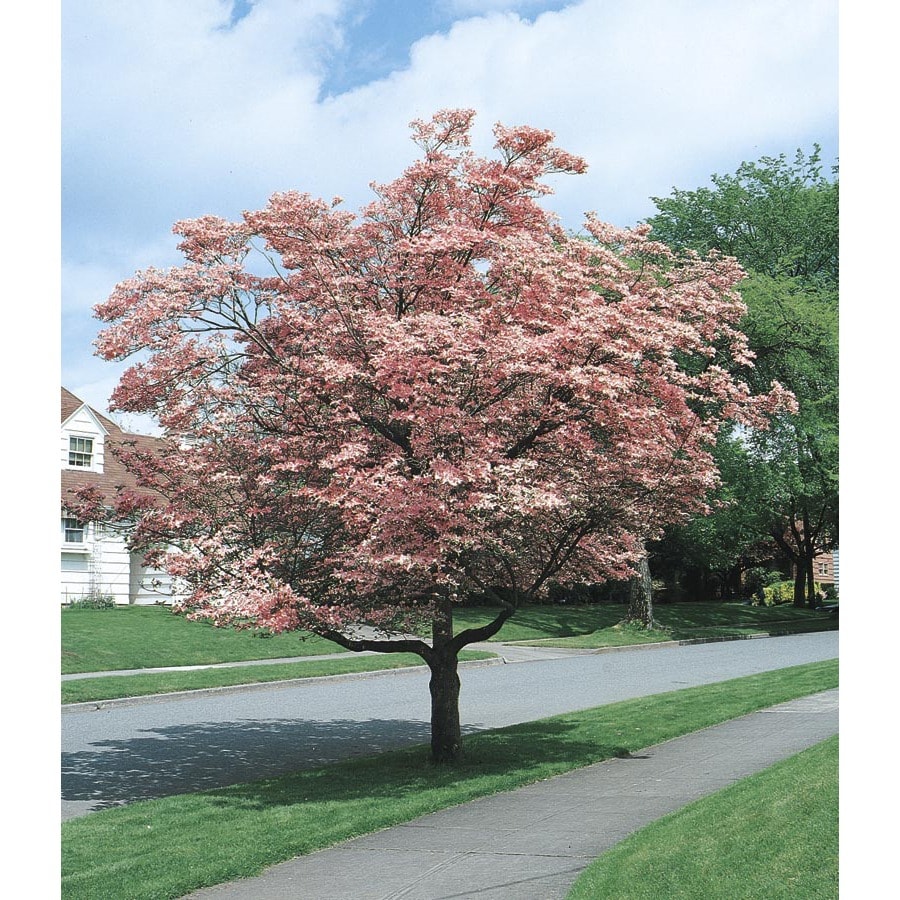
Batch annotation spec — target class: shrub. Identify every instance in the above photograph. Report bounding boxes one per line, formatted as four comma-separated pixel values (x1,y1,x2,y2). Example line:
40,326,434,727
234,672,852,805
760,580,795,607
743,567,783,604
66,594,117,610
758,580,828,607
545,580,630,605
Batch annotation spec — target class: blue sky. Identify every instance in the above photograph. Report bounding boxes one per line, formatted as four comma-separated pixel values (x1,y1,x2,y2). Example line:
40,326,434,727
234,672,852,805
59,0,839,426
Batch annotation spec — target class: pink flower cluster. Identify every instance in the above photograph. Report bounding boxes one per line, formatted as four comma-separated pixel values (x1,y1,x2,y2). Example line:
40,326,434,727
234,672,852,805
92,109,793,634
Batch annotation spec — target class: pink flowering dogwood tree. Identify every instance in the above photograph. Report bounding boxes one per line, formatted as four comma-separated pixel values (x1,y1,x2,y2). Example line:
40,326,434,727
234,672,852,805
86,110,792,762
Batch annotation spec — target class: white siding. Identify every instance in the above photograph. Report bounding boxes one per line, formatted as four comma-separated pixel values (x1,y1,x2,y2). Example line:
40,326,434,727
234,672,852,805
60,521,131,604
91,527,132,602
60,551,91,601
60,521,186,606
832,549,840,591
129,550,180,604
60,397,187,607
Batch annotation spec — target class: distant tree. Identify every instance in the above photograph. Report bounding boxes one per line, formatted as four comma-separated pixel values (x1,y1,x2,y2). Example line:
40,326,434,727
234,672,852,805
649,146,838,283
740,276,838,607
647,148,838,607
652,432,782,601
83,110,790,762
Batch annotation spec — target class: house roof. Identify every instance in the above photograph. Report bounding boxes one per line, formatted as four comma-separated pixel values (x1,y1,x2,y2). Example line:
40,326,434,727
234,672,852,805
61,387,167,509
61,386,121,435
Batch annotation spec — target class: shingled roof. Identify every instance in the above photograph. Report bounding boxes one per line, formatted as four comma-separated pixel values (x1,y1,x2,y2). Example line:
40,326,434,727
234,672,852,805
61,387,167,508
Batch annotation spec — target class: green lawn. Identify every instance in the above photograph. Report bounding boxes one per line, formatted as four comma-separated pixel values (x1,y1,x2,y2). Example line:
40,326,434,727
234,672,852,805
63,602,836,674
62,605,349,674
454,601,838,647
61,601,836,703
62,650,494,704
568,735,838,899
61,660,837,900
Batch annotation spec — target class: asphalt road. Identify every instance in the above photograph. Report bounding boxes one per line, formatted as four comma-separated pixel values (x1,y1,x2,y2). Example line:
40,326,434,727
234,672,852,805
62,632,838,821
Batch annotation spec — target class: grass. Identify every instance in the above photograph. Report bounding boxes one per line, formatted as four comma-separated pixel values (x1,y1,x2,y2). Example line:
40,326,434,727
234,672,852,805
61,659,837,900
61,601,836,702
567,735,838,899
62,650,494,704
62,606,347,674
454,601,838,648
63,601,836,675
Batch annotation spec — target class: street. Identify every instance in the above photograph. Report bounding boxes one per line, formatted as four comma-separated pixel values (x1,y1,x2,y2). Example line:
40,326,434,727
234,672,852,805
62,632,838,821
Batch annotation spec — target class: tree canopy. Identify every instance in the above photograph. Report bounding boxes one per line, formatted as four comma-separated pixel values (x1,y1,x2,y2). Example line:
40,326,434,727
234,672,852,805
83,110,790,759
649,146,838,284
647,146,838,606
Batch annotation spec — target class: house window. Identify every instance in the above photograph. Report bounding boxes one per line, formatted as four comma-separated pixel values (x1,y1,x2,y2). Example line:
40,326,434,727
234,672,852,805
61,553,89,572
69,436,93,467
818,561,829,576
63,518,85,544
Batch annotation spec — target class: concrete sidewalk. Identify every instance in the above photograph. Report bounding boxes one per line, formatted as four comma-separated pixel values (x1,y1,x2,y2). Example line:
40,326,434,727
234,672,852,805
183,689,838,900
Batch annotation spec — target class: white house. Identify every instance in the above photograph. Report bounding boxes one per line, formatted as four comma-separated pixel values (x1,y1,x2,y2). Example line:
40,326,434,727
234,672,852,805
61,387,183,605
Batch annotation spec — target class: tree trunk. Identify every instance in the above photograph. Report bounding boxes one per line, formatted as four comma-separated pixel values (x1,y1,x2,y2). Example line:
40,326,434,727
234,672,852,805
429,594,462,763
626,549,654,628
792,564,806,608
805,557,818,608
323,591,516,765
428,650,462,763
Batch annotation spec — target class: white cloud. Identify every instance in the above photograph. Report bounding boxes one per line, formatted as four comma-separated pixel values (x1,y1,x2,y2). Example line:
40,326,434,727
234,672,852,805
63,1,336,247
64,0,837,242
310,0,836,224
61,0,838,406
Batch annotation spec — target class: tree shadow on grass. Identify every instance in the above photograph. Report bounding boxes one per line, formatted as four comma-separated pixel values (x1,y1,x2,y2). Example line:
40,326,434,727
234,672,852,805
62,715,629,818
511,607,621,637
199,718,631,816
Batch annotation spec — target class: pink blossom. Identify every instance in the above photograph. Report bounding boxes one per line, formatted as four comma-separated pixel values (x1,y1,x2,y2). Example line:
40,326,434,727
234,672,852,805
91,109,793,638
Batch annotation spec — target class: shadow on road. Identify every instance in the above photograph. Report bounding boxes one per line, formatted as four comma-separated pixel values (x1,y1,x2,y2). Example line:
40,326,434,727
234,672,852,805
62,716,438,812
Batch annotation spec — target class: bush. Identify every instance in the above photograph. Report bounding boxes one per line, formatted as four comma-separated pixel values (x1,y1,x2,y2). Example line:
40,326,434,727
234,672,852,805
743,567,783,604
760,581,795,607
66,594,117,610
757,580,829,607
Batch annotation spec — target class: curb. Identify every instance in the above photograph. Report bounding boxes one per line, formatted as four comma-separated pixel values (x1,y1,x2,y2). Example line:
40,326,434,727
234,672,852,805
500,629,806,655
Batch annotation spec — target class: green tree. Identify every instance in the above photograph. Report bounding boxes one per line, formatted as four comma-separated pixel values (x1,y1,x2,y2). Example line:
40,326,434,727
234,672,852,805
649,146,837,283
647,148,838,607
740,276,838,607
651,433,783,602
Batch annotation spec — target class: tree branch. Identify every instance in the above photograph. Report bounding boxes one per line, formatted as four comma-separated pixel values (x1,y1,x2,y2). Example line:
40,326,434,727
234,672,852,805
451,604,515,652
319,628,434,662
